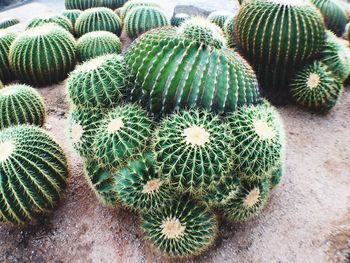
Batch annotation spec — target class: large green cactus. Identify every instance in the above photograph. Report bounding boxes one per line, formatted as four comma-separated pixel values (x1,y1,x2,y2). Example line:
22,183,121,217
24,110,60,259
0,30,16,83
121,0,160,20
125,27,261,117
65,0,100,10
208,11,233,29
77,31,122,62
9,24,76,87
0,125,68,225
124,6,169,39
0,84,46,129
26,14,74,33
67,54,127,108
62,9,82,27
0,19,20,29
170,13,190,27
75,7,122,37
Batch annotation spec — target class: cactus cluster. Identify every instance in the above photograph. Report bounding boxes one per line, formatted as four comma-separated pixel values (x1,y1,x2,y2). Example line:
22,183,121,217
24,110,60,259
0,30,16,83
26,14,74,33
0,19,20,29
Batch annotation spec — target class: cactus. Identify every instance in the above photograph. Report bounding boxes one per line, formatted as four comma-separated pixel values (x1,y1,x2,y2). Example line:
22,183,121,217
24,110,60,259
26,14,74,33
115,152,174,212
75,7,122,37
208,11,233,29
141,195,218,258
62,9,82,27
67,54,127,108
153,110,233,195
94,104,153,169
226,101,285,181
125,27,261,117
170,13,190,27
9,24,76,87
311,0,347,36
0,84,46,129
121,1,160,20
0,30,16,83
0,19,20,29
270,162,284,188
124,6,169,39
289,61,343,113
224,15,236,49
65,0,100,10
112,0,129,9
77,31,122,62
0,125,68,225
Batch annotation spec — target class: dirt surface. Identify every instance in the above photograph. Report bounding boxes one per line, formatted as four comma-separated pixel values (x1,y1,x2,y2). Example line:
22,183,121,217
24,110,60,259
1,1,350,263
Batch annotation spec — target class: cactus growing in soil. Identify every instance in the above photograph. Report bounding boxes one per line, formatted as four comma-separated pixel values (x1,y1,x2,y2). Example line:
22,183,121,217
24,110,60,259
153,110,234,195
115,152,174,212
9,24,76,87
65,0,100,10
0,30,16,83
0,84,46,129
124,6,169,39
94,104,153,169
77,31,122,62
311,0,347,37
0,125,68,225
67,54,127,108
170,13,190,27
289,61,343,113
121,1,160,20
62,9,82,27
0,19,20,29
26,14,74,33
208,11,233,29
75,7,122,37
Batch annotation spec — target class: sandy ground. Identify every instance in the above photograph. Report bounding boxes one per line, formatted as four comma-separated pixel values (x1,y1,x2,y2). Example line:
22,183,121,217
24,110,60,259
0,1,350,263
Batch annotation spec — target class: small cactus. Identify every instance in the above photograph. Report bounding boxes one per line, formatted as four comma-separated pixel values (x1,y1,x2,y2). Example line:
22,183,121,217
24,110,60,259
26,14,73,33
62,9,82,27
170,13,190,27
0,30,16,83
208,11,233,29
0,84,46,129
270,162,284,188
77,31,122,62
0,18,20,29
112,0,129,9
65,0,100,10
224,15,236,49
0,125,68,225
121,0,160,20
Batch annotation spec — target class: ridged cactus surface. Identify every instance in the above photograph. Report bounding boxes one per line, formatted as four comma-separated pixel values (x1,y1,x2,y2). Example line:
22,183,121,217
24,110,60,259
121,1,160,20
0,19,20,29
113,0,129,9
0,125,68,225
26,15,73,33
208,11,233,29
170,13,190,27
65,0,100,10
0,31,16,83
224,15,236,49
62,9,82,27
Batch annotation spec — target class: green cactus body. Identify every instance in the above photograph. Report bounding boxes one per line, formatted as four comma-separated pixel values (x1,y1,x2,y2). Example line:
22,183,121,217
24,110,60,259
226,101,285,181
94,104,153,169
77,31,122,62
115,152,174,212
65,0,100,10
75,7,122,37
311,0,347,36
170,13,190,27
224,15,236,49
68,107,105,158
0,19,20,29
270,162,284,188
62,9,83,27
141,195,218,258
67,54,127,108
290,61,343,113
153,110,233,195
0,125,68,225
125,28,261,117
9,24,76,87
0,84,46,129
208,11,233,29
26,15,74,33
121,1,160,20
0,30,16,83
113,0,129,9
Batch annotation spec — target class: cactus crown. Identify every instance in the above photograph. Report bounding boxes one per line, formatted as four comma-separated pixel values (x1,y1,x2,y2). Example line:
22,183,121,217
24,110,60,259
26,14,73,33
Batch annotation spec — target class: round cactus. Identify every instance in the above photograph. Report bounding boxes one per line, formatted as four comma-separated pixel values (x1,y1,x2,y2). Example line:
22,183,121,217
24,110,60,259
115,152,174,212
94,104,153,168
75,7,122,37
9,24,76,87
0,18,20,29
170,13,190,27
77,31,122,62
0,30,16,83
141,195,218,258
124,6,169,39
226,101,285,181
26,14,73,33
121,0,160,20
125,27,261,117
62,9,83,27
290,61,343,113
208,11,233,29
65,0,100,10
0,84,46,129
67,54,127,108
311,0,347,36
153,110,233,195
224,15,236,49
113,0,129,9
0,125,68,225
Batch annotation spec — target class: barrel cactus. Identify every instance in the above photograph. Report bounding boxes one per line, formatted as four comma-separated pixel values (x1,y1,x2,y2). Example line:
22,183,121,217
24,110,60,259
9,24,76,87
121,0,160,20
67,54,127,108
170,13,190,27
62,9,82,27
0,84,46,129
124,6,169,39
290,61,343,113
208,11,233,29
224,15,236,49
0,125,68,225
65,0,100,10
0,30,16,83
112,0,129,9
0,19,20,29
77,31,122,62
75,7,122,37
26,14,73,33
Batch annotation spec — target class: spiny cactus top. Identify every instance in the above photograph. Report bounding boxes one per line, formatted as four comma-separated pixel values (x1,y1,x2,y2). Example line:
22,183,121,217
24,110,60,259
121,0,160,20
75,7,122,37
141,195,218,258
9,24,77,87
0,30,16,83
65,0,100,10
0,84,46,129
62,9,83,27
124,6,170,39
26,14,74,33
77,31,122,62
0,125,68,225
170,13,190,27
290,60,343,113
208,11,233,29
0,18,20,29
125,27,261,117
67,54,127,108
